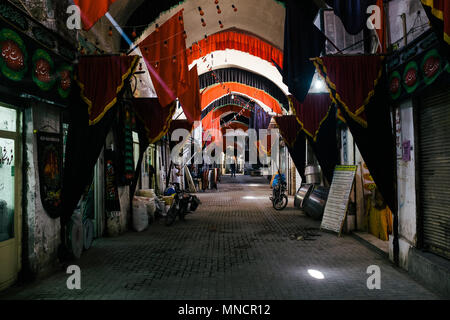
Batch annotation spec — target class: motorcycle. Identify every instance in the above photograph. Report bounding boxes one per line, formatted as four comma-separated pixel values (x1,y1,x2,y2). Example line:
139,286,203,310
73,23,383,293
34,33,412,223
270,181,288,210
165,186,201,226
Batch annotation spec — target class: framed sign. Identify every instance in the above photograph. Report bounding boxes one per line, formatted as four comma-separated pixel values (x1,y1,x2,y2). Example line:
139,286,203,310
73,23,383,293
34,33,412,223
320,165,357,236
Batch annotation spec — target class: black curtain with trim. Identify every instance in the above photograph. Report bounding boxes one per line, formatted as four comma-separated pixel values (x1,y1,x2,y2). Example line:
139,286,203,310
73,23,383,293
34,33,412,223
307,104,339,184
287,131,307,183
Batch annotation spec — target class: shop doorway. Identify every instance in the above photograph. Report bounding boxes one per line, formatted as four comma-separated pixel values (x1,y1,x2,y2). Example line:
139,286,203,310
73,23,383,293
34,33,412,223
0,104,22,290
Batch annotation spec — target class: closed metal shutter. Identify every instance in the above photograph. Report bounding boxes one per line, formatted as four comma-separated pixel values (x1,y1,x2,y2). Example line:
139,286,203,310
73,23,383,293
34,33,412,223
419,86,450,259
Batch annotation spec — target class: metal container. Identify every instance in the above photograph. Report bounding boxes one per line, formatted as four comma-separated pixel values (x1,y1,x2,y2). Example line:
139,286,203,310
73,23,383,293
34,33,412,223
294,184,314,209
305,165,321,185
303,186,329,220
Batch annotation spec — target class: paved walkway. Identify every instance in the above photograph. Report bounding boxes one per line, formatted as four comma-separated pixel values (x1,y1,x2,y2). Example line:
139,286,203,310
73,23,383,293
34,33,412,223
1,176,441,299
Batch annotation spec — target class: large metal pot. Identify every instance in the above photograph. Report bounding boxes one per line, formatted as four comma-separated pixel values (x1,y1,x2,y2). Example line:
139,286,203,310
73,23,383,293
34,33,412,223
305,165,321,185
294,184,314,209
303,186,329,220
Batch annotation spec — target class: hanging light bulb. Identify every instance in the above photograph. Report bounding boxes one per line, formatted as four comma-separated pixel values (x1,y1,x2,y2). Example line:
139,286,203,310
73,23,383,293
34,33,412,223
155,23,159,32
139,63,143,71
219,20,223,28
172,55,177,63
215,0,219,4
108,26,113,36
132,28,137,38
155,61,159,68
198,6,204,16
179,15,184,24
201,18,206,27
217,5,221,14
232,4,237,12
183,31,187,39
163,40,168,48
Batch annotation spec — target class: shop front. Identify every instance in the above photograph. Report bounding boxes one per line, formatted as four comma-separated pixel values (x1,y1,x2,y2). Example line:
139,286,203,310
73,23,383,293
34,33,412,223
0,104,22,290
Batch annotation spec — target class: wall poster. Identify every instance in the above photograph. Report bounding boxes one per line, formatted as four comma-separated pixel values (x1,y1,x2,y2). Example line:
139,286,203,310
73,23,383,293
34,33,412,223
37,132,63,218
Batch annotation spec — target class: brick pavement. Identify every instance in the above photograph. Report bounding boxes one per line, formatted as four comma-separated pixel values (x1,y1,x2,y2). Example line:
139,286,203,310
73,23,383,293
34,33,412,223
0,175,442,299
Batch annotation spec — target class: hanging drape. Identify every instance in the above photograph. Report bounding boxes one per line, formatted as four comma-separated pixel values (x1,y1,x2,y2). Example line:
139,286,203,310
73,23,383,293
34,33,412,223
251,103,272,131
325,0,377,35
74,0,118,31
274,115,302,148
312,55,384,127
275,115,306,180
314,55,395,210
60,87,119,258
293,94,333,141
201,82,283,114
75,55,139,125
279,0,326,103
169,119,194,136
139,10,189,108
199,68,289,110
132,98,177,144
421,0,450,59
186,31,283,68
178,65,202,123
292,94,338,184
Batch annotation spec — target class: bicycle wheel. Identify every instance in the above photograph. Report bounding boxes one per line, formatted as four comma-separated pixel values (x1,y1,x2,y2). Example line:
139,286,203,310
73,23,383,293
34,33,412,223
273,194,288,210
165,205,178,226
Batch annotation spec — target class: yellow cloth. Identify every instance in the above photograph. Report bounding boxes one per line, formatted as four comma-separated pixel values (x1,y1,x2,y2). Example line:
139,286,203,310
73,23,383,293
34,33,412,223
367,198,393,241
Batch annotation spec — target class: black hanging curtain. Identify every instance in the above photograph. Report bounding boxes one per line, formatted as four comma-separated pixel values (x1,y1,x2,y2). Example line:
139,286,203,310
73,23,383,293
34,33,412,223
278,0,326,103
306,105,339,185
325,0,377,35
288,132,307,183
60,87,118,257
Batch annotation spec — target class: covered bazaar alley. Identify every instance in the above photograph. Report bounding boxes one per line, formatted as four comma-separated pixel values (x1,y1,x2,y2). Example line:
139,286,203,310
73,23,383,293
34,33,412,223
0,175,440,300
0,0,449,303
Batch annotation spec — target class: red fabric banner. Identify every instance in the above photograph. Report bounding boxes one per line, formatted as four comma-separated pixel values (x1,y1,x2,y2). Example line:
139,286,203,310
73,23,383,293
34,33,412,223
139,10,189,108
187,31,283,67
274,115,302,148
292,94,333,141
201,82,282,114
178,65,201,123
132,98,176,144
74,0,118,31
313,56,384,127
76,55,139,125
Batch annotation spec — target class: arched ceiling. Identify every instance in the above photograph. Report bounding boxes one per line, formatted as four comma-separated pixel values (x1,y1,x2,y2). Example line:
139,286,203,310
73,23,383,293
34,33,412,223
125,0,287,51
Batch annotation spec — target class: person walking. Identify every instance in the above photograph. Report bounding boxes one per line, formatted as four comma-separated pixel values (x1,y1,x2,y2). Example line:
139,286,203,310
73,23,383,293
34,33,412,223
171,164,182,191
230,156,237,178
